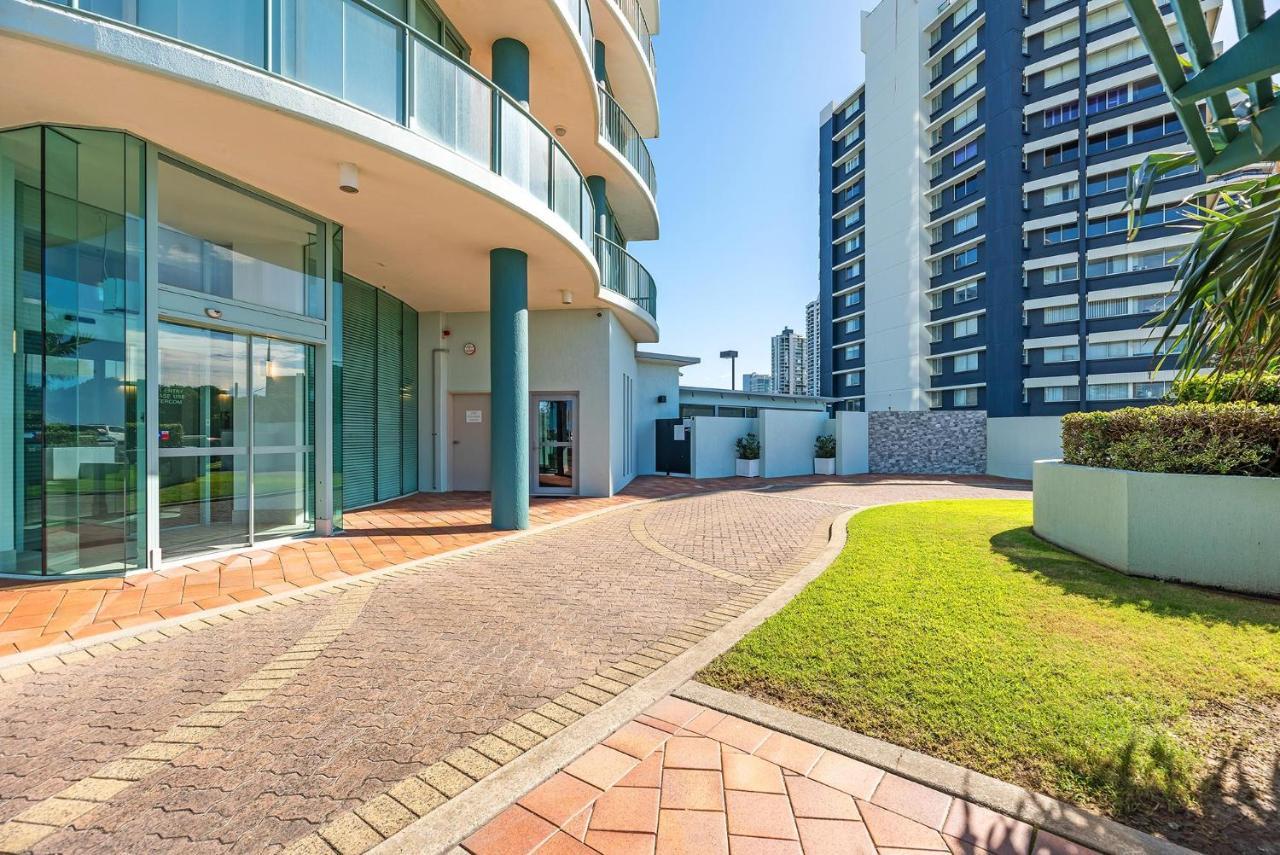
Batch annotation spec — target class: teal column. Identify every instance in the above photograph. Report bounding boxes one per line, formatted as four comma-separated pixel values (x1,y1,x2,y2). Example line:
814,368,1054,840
492,38,530,106
490,248,529,531
587,175,608,239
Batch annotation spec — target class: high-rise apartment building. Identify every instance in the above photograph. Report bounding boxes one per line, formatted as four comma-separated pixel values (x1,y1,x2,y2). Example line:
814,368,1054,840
0,0,665,575
817,0,1221,419
771,326,807,395
742,373,774,394
804,299,822,397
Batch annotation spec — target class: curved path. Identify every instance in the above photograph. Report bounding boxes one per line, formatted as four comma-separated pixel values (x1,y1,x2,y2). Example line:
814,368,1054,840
0,478,1027,854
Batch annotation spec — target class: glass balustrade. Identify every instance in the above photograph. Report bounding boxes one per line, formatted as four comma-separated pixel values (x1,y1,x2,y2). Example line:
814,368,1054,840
44,0,595,247
595,236,656,319
599,89,657,199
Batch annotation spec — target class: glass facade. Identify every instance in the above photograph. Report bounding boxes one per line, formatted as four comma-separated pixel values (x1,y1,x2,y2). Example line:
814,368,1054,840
1,127,147,576
0,125,341,575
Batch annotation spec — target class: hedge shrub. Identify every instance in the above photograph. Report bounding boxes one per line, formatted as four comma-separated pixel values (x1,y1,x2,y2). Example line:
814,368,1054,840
1170,372,1280,404
1061,404,1280,477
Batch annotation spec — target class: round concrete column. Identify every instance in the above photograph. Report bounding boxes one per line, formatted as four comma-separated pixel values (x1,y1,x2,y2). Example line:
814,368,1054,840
489,248,530,531
492,38,530,106
594,40,608,86
586,175,608,238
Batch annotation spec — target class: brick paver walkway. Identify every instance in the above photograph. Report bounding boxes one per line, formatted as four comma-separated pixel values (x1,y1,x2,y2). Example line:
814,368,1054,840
0,476,1028,854
464,695,1092,855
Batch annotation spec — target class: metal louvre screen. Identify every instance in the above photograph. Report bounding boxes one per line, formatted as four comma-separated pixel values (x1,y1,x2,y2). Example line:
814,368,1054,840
341,278,418,511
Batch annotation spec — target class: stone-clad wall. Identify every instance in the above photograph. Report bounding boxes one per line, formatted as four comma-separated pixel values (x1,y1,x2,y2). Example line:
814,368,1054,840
868,411,987,474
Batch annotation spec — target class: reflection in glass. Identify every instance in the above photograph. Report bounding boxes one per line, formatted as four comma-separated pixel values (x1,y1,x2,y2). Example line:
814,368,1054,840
157,324,248,449
500,100,550,204
536,399,575,491
41,129,147,575
252,337,314,540
157,158,325,319
81,0,266,66
158,455,250,558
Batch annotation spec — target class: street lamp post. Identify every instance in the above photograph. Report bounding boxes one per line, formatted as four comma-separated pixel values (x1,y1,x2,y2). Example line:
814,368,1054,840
719,350,738,391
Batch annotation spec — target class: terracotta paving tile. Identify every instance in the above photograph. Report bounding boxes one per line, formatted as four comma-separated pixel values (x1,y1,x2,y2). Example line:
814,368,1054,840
604,722,670,760
755,734,824,775
858,801,949,851
682,708,727,736
584,829,656,855
783,776,860,821
535,832,598,854
725,791,799,841
943,799,1034,855
942,837,994,855
588,787,660,834
617,752,664,788
722,753,786,794
634,714,681,735
807,753,884,801
1031,831,1101,855
728,836,804,855
655,809,728,855
463,805,558,855
643,697,705,729
663,736,722,770
708,715,772,754
794,817,877,855
565,745,641,791
871,772,954,829
518,773,603,827
659,768,724,811
563,807,592,841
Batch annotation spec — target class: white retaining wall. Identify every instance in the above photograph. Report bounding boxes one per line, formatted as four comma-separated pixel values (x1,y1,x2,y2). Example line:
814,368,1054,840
691,417,757,479
760,410,835,479
835,411,869,475
987,416,1062,481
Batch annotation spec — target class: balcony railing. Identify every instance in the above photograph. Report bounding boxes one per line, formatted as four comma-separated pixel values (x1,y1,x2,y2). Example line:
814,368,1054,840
610,0,657,79
596,235,657,318
599,89,657,199
42,0,596,247
558,0,596,65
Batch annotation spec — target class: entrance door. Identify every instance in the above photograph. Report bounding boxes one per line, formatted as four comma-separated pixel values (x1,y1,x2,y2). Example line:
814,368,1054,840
450,394,491,491
532,395,577,495
156,322,314,561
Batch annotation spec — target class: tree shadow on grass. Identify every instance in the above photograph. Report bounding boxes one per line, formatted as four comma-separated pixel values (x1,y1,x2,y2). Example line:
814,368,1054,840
989,526,1280,633
990,525,1280,851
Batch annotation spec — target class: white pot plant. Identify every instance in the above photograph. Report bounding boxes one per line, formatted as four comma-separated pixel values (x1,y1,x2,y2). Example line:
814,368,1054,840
814,434,836,476
735,433,760,478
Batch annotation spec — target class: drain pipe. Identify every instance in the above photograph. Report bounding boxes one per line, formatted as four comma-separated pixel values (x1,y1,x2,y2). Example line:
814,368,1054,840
432,348,448,491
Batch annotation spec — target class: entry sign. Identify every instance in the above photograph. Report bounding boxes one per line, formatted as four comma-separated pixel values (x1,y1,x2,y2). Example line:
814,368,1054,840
466,410,483,424
673,424,686,440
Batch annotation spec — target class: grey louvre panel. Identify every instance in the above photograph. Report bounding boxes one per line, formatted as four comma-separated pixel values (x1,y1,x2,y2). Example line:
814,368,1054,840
341,279,377,510
375,290,403,502
401,304,419,496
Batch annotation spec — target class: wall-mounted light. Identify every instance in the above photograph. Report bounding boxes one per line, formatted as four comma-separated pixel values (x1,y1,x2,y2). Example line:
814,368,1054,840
339,162,360,194
561,289,574,305
657,395,667,404
205,308,223,320
554,125,568,138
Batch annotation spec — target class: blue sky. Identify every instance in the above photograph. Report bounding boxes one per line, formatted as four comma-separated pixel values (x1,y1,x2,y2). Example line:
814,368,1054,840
631,1,877,389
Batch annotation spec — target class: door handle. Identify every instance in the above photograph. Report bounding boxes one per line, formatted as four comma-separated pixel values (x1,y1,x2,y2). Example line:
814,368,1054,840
452,440,460,445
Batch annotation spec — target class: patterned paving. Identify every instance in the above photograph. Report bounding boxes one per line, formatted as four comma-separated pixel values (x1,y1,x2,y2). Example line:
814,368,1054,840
464,696,1093,855
0,476,1030,854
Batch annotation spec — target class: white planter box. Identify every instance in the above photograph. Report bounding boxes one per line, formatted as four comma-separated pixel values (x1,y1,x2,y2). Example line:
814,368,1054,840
1033,461,1280,597
736,459,760,478
814,457,836,475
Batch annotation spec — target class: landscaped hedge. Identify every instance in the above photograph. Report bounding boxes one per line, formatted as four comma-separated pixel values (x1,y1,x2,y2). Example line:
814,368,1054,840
1170,372,1280,404
1061,404,1280,476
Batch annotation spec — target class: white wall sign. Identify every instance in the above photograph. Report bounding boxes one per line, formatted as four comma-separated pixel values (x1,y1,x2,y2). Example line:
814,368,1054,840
466,410,483,423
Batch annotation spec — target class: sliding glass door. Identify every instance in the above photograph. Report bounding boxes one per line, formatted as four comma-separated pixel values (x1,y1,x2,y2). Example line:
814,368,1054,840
157,322,313,561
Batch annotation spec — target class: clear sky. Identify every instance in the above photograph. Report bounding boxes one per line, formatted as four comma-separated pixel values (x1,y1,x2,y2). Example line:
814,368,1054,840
630,1,877,389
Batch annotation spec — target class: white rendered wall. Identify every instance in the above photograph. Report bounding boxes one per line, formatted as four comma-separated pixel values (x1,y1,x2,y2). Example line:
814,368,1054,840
861,0,931,412
608,314,641,492
759,410,834,479
691,417,758,479
987,416,1063,481
440,309,614,496
835,411,869,475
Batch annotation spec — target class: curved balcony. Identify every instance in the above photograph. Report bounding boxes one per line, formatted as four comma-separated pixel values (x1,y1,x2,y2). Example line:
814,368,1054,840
601,88,657,199
596,235,657,320
29,0,596,248
591,0,659,136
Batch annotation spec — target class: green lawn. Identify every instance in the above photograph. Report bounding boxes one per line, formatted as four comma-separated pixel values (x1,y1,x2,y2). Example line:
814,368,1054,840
699,499,1280,820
